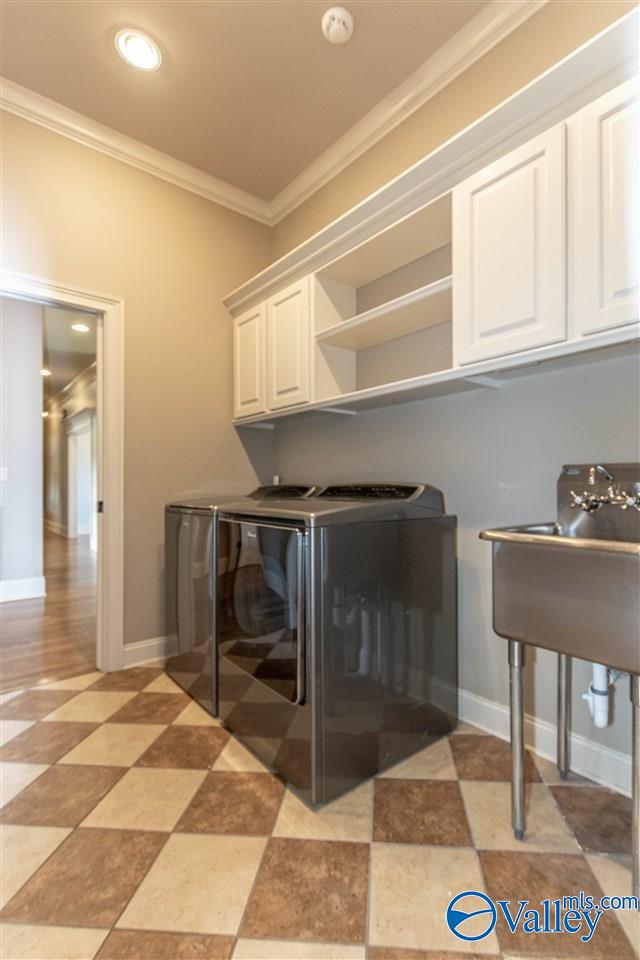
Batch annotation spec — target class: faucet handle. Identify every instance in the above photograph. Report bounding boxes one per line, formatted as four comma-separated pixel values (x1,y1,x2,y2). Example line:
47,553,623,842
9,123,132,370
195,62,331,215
570,489,594,511
618,491,640,512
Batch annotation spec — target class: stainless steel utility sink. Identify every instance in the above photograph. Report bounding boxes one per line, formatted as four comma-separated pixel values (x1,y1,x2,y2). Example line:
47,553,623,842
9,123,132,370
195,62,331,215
480,520,640,674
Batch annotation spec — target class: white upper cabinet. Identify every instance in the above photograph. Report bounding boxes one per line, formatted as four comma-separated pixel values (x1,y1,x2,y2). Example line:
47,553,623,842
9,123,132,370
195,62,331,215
266,277,311,410
233,304,266,419
569,79,639,336
453,126,566,365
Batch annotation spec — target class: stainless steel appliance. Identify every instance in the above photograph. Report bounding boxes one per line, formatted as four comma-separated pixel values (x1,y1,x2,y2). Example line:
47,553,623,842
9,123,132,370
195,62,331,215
481,463,640,895
165,485,316,715
216,483,457,805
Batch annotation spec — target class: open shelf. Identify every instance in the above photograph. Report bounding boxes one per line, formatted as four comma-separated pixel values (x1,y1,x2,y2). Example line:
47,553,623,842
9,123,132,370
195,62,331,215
316,275,452,351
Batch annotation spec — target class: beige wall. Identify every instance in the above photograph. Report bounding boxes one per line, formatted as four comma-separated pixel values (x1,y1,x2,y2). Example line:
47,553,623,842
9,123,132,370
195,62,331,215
272,0,637,258
0,297,44,590
44,364,97,535
1,110,274,646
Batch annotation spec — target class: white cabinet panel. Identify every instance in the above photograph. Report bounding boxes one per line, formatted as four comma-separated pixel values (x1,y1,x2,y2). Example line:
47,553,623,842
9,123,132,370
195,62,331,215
267,278,310,410
569,79,639,336
233,304,266,419
453,126,566,365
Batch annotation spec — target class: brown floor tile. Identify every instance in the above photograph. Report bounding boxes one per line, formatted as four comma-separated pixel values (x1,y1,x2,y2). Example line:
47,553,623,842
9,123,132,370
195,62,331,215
0,721,98,764
480,850,635,958
96,929,235,959
177,771,284,835
373,779,472,846
109,693,190,724
1,827,166,927
450,734,540,781
136,725,229,769
89,668,164,692
1,765,125,827
551,785,632,855
241,836,369,943
1,689,78,721
224,701,295,739
368,950,496,959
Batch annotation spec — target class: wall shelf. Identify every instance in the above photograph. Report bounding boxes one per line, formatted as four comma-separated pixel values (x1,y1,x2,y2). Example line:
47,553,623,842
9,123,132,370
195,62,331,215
316,275,452,351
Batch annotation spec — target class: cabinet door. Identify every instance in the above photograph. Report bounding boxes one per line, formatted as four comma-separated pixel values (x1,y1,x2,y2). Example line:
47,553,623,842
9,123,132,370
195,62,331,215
233,304,266,419
267,278,310,410
453,126,566,365
569,80,639,336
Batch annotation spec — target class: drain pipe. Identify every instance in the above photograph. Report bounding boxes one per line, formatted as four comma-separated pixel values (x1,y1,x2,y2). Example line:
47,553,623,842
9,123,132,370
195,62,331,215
583,663,611,728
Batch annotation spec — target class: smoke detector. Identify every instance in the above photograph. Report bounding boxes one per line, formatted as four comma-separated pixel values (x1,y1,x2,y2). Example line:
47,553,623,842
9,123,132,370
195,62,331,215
321,6,354,45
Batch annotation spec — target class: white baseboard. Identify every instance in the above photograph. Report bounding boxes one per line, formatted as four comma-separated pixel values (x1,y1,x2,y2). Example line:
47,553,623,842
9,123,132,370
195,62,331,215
459,688,631,797
44,519,67,537
122,634,177,667
0,576,46,603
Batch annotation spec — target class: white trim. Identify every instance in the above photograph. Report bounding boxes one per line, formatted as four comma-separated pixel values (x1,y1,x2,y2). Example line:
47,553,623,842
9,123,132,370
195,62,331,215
44,518,68,537
0,1,544,227
122,635,177,668
459,688,632,797
1,270,125,672
224,9,638,315
0,79,271,225
269,0,547,222
0,576,46,603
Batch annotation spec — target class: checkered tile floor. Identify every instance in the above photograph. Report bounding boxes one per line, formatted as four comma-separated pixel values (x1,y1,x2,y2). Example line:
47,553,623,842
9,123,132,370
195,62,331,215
0,667,637,959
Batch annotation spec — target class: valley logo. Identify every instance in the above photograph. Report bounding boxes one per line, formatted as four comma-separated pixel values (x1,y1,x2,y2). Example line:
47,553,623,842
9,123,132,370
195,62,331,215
446,890,639,944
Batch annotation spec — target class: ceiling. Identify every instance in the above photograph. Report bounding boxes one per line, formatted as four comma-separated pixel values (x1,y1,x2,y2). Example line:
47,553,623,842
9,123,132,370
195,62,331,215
1,0,488,199
43,307,97,397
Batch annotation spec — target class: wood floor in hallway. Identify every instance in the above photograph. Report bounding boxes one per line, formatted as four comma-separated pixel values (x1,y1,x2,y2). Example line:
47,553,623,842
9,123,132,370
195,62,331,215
0,532,96,692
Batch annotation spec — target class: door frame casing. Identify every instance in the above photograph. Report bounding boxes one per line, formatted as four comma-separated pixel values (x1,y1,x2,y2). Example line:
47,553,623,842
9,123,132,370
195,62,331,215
2,270,124,671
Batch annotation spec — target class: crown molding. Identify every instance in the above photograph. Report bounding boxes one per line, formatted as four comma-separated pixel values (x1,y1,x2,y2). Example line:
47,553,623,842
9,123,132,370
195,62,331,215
1,0,546,227
0,78,272,224
268,0,548,223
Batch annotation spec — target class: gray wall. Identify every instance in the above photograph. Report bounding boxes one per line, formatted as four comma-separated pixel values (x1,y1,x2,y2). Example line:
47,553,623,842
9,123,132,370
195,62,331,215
0,297,44,588
274,352,640,756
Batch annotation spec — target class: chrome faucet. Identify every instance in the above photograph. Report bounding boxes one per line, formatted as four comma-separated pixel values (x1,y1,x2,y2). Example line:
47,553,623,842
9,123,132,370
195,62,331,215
570,465,640,513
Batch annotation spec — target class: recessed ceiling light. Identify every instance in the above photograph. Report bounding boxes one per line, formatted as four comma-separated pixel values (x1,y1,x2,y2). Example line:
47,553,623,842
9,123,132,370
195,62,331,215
115,29,161,71
71,322,90,333
42,411,49,418
40,368,51,377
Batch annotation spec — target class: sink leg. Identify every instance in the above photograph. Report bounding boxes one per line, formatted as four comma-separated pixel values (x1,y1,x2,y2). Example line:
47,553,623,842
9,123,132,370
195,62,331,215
509,639,526,841
631,674,640,900
557,654,571,779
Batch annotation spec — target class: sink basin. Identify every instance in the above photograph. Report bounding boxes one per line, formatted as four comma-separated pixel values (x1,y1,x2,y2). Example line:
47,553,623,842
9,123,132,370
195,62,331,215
480,522,640,673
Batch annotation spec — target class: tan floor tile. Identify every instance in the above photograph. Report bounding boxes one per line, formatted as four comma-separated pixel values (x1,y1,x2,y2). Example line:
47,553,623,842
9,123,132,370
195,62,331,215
41,672,103,691
0,721,34,747
43,692,136,723
0,922,109,959
83,767,205,831
273,781,373,843
97,929,235,959
0,762,48,807
59,724,166,767
2,765,125,827
0,722,98,764
374,779,471,846
213,737,271,773
461,781,580,853
381,739,457,780
2,827,166,927
88,668,164,692
117,833,266,934
587,854,640,957
137,726,228,769
0,690,25,705
143,673,184,694
172,700,220,726
532,753,594,787
367,950,497,960
1,690,78,721
177,771,284,835
369,844,499,954
233,940,366,959
241,837,369,943
0,824,71,909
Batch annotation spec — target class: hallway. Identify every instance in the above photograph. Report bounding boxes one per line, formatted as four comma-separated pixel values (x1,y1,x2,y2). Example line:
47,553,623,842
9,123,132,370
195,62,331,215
1,532,96,693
